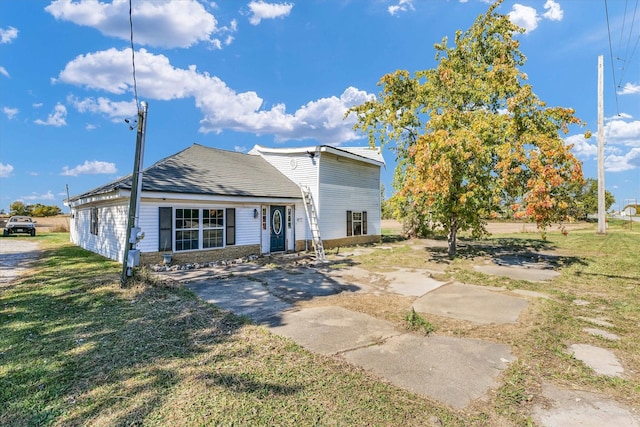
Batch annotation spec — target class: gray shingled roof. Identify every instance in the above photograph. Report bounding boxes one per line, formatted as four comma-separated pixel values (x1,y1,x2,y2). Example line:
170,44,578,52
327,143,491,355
70,144,302,200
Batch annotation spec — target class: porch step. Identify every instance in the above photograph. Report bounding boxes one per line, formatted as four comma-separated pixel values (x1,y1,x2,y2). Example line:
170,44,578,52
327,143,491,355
300,185,326,261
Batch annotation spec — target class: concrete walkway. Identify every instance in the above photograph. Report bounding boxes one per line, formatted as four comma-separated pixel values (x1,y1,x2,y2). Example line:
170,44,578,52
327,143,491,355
174,262,518,408
162,255,638,424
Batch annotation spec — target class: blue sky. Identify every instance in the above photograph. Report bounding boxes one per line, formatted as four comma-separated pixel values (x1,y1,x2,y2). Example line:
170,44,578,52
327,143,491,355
1,0,639,214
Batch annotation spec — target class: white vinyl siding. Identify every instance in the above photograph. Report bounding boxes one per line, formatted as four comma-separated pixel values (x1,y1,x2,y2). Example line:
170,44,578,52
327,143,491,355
318,154,381,240
71,202,128,262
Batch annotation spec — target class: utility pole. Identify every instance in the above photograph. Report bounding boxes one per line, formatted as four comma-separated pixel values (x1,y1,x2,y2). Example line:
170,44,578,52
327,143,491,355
597,55,606,234
121,101,149,285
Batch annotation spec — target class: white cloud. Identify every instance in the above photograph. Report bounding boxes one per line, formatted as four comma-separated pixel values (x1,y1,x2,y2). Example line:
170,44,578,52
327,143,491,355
0,26,18,43
605,148,640,172
0,163,14,178
618,82,640,95
85,123,97,130
0,66,9,78
248,1,294,25
234,145,247,152
566,134,597,158
21,191,55,201
509,4,539,32
3,106,18,120
34,104,67,127
61,160,117,177
33,102,44,108
570,117,640,171
610,112,633,120
509,1,563,33
57,48,373,144
67,94,137,122
542,0,563,21
45,0,232,49
388,0,414,16
606,118,640,147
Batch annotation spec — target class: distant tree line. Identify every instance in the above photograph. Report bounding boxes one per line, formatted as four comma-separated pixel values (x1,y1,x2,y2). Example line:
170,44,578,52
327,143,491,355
9,201,62,217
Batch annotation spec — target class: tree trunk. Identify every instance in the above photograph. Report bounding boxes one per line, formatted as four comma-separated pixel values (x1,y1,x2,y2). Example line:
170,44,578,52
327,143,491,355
447,217,457,258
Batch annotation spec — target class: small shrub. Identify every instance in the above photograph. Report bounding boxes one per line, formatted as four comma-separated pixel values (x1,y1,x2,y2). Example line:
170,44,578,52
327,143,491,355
406,308,436,335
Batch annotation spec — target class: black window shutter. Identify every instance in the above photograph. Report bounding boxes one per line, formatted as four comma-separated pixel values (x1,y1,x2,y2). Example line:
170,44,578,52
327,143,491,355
159,207,172,251
346,210,352,236
226,208,236,245
362,211,368,235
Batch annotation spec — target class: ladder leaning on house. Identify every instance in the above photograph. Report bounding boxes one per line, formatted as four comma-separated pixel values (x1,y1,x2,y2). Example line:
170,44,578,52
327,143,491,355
300,185,326,261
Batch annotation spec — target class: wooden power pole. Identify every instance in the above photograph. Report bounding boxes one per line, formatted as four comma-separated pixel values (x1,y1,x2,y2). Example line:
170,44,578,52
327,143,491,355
597,55,606,234
121,101,149,285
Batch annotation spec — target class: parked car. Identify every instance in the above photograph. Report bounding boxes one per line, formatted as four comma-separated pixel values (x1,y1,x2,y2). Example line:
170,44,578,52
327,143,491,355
3,216,37,236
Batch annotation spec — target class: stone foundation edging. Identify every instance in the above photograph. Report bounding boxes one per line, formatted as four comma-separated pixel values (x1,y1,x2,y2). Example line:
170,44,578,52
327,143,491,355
141,244,261,267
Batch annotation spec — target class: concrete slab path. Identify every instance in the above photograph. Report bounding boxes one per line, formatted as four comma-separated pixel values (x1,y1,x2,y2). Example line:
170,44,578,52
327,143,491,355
343,334,515,410
267,306,400,355
182,268,519,409
567,344,625,377
378,268,448,296
167,257,635,422
268,306,515,409
413,282,529,325
533,382,640,427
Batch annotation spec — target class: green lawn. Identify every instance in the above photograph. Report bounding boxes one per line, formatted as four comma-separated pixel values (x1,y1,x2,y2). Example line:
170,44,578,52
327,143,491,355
1,223,638,426
0,233,461,426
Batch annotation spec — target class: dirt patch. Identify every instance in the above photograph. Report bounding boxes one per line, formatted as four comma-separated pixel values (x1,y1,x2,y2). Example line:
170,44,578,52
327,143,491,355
0,239,41,285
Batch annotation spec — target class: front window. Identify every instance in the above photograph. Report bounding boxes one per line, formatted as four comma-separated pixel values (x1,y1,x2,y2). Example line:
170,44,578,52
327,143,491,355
173,208,232,252
203,209,224,249
175,209,199,251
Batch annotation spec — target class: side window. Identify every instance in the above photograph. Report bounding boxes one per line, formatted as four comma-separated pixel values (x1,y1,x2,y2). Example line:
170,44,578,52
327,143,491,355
262,207,267,230
159,207,172,251
347,210,368,236
352,212,363,236
90,207,99,235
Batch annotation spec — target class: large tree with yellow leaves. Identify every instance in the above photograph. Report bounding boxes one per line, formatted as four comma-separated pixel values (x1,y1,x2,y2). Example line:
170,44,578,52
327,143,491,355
349,0,585,257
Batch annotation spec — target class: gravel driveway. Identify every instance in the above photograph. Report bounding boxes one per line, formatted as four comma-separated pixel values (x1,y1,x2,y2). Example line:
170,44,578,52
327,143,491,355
0,239,41,285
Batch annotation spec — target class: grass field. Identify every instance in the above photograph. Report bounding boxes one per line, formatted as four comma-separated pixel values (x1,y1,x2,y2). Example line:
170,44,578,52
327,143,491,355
1,222,638,426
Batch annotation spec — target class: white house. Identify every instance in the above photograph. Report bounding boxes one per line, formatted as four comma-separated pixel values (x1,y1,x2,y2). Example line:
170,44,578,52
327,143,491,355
67,143,384,265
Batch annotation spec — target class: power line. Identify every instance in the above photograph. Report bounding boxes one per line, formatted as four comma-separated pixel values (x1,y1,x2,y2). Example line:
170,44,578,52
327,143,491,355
604,0,621,114
617,0,639,88
129,0,139,110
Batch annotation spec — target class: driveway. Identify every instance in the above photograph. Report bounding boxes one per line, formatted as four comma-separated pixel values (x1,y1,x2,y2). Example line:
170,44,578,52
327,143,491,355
0,238,41,285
